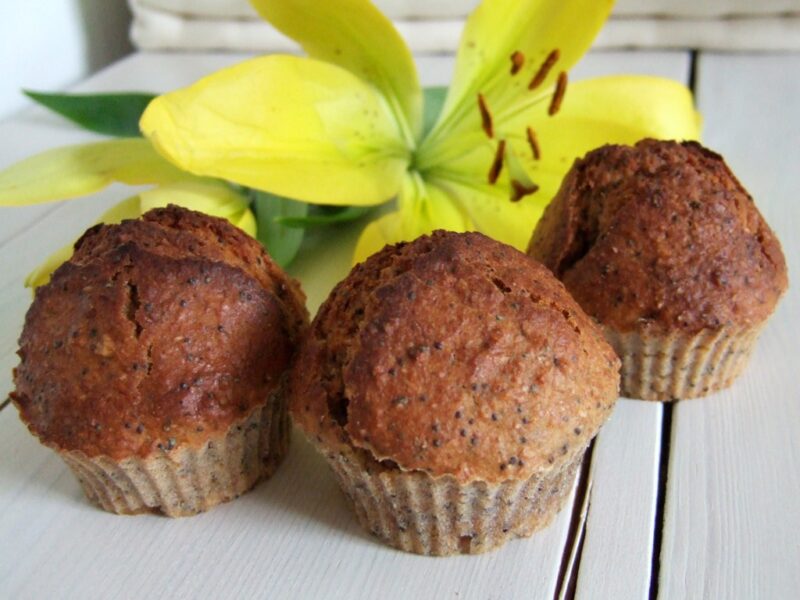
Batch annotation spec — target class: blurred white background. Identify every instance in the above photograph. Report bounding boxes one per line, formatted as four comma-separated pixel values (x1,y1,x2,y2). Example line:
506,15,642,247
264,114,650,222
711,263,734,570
0,0,131,120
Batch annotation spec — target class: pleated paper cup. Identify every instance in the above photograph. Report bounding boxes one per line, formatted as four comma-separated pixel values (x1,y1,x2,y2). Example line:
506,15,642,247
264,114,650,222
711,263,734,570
60,394,290,517
321,443,582,556
604,326,762,401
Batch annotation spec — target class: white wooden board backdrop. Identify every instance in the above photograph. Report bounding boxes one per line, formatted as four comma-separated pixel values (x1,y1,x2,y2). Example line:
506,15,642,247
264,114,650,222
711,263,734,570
0,48,796,600
659,53,800,600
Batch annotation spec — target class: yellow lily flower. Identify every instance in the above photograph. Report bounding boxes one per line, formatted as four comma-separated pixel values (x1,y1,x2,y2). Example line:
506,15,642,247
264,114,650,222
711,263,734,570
0,138,256,288
141,0,700,263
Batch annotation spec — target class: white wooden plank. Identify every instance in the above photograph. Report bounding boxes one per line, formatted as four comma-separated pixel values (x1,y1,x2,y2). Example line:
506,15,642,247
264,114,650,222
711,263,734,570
575,401,663,600
660,53,800,600
0,49,687,599
0,407,579,600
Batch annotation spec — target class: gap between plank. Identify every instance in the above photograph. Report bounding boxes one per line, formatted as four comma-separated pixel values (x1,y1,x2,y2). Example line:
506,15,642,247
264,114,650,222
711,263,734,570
648,402,674,600
687,49,699,97
554,441,595,600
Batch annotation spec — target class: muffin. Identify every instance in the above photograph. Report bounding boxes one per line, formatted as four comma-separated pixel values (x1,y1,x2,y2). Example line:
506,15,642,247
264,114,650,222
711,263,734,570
528,139,788,401
10,205,308,516
290,231,619,555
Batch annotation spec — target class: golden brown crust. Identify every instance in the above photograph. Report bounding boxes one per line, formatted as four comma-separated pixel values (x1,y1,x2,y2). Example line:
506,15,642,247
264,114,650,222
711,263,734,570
528,139,788,334
12,206,308,460
291,231,619,484
73,205,308,337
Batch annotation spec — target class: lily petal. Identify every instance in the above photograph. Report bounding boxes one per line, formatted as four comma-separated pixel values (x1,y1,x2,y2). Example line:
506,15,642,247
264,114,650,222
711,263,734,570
423,0,614,150
0,138,188,206
141,55,409,207
138,180,256,236
25,244,79,289
24,195,143,289
502,76,700,203
425,75,700,251
232,208,257,238
353,174,470,263
251,0,421,142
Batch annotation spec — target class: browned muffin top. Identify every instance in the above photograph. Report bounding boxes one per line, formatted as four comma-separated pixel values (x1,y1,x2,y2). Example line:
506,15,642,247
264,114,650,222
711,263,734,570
12,206,308,460
528,139,788,334
291,231,619,484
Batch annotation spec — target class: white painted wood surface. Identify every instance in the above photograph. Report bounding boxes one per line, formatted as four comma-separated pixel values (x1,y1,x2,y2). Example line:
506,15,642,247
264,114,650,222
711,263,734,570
575,400,664,600
659,53,800,600
0,406,578,599
0,48,796,600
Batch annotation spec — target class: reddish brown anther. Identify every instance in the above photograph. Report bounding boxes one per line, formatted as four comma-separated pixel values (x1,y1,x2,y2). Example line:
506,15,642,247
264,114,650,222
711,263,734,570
529,49,560,90
511,180,540,202
488,140,506,184
478,93,494,138
510,51,525,75
548,71,568,116
526,127,541,160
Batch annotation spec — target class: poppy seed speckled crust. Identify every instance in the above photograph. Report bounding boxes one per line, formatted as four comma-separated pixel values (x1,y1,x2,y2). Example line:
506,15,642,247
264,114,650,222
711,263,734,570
528,139,788,335
290,231,620,484
290,231,619,554
10,207,308,515
528,140,788,400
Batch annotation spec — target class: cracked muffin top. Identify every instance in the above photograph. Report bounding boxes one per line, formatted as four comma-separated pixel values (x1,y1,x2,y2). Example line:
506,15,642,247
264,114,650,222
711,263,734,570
528,139,788,335
290,231,619,484
11,205,308,460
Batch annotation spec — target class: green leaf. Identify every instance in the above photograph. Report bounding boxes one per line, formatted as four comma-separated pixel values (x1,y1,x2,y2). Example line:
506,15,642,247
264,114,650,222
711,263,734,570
275,205,372,228
24,90,156,137
422,87,447,138
251,190,309,267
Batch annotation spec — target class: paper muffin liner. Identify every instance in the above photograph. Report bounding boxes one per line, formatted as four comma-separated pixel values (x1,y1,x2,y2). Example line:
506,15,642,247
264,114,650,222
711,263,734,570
321,444,582,556
604,326,762,401
59,392,290,517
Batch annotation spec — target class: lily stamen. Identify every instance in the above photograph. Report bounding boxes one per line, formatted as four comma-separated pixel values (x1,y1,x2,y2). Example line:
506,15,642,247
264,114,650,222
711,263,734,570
510,51,525,75
511,180,539,202
548,72,568,116
526,127,541,160
488,140,506,184
529,49,560,90
478,93,494,138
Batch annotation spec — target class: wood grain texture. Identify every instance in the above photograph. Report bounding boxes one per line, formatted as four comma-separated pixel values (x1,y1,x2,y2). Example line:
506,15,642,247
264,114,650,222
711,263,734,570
660,53,800,600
